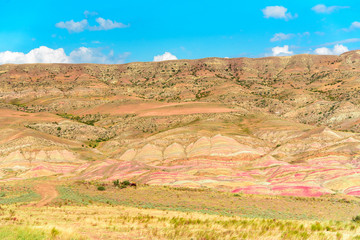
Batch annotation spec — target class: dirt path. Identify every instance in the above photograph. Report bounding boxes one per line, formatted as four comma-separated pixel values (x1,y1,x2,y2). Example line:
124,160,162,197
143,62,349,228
27,183,58,207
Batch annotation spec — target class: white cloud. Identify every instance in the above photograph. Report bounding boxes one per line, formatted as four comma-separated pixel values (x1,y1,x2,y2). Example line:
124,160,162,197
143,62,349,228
352,22,360,29
84,10,98,18
314,44,349,55
55,19,88,33
0,46,70,64
299,32,310,37
320,38,360,46
333,45,349,55
89,17,129,31
344,21,360,31
270,32,310,42
153,52,178,62
272,45,293,56
69,47,129,64
69,47,110,64
0,46,130,64
270,33,295,42
262,6,297,20
311,4,349,14
56,17,128,33
314,47,333,55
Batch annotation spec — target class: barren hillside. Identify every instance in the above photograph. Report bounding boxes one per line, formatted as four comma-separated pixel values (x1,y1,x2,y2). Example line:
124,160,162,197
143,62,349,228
1,51,360,197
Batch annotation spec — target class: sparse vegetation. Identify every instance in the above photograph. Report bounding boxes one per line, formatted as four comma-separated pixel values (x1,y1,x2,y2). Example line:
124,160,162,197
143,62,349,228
1,204,360,240
0,186,40,205
2,52,360,239
353,215,360,223
56,113,100,126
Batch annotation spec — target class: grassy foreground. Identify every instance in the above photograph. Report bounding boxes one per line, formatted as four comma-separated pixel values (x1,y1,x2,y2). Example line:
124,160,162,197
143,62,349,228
53,182,360,221
2,204,360,240
2,180,360,239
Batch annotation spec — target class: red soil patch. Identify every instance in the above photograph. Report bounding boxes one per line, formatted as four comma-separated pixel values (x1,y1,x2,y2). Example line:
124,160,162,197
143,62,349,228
0,108,61,125
73,102,236,116
138,104,236,116
26,183,58,207
74,102,179,115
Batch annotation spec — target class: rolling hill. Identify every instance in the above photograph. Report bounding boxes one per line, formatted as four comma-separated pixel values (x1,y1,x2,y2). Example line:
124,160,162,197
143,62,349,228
1,50,360,197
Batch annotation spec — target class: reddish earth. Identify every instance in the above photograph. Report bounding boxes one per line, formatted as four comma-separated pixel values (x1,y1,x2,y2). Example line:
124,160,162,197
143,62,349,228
1,52,360,197
138,103,236,116
26,183,58,207
73,102,235,116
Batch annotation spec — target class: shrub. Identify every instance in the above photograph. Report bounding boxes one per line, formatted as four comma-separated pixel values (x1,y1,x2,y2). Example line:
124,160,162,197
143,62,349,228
51,227,59,239
113,179,120,187
121,180,130,186
353,215,360,223
311,222,322,231
120,180,131,189
97,186,105,191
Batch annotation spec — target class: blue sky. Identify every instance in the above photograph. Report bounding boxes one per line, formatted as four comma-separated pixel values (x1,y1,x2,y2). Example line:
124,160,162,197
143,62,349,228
0,0,359,64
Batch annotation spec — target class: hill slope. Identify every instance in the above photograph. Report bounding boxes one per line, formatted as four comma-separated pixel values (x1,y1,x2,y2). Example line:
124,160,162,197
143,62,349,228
1,51,360,197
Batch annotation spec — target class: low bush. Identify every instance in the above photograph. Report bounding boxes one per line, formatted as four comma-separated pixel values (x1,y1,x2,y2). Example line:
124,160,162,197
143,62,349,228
113,180,132,189
113,179,120,187
352,215,360,223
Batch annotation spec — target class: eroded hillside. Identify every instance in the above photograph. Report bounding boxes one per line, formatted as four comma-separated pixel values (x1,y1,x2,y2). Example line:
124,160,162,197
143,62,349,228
1,51,360,197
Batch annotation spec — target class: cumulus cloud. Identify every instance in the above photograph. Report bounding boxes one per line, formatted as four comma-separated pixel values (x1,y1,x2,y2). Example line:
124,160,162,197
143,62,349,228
314,44,349,55
314,47,332,55
311,4,349,14
56,17,128,33
89,18,128,31
153,52,178,62
352,22,360,29
270,33,295,42
262,6,297,20
69,47,130,64
331,44,349,55
55,19,88,33
0,46,69,64
344,21,360,31
272,45,293,56
0,46,130,64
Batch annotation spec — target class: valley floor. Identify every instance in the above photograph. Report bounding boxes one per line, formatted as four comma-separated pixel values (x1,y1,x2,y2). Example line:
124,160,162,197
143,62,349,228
2,204,360,240
1,180,360,239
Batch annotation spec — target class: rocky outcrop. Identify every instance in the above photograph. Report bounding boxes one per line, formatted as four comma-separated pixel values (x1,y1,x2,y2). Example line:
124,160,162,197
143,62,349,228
117,135,266,163
26,120,114,141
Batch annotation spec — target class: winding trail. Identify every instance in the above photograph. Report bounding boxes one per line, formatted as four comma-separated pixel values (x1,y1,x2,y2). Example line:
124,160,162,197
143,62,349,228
27,183,58,207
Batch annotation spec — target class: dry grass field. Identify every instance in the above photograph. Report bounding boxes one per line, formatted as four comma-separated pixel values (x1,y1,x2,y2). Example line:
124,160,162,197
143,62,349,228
2,203,360,240
1,179,360,239
53,182,360,221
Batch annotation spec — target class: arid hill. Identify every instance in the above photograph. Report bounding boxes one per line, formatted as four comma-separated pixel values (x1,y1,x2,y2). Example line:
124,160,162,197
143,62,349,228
1,50,360,197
